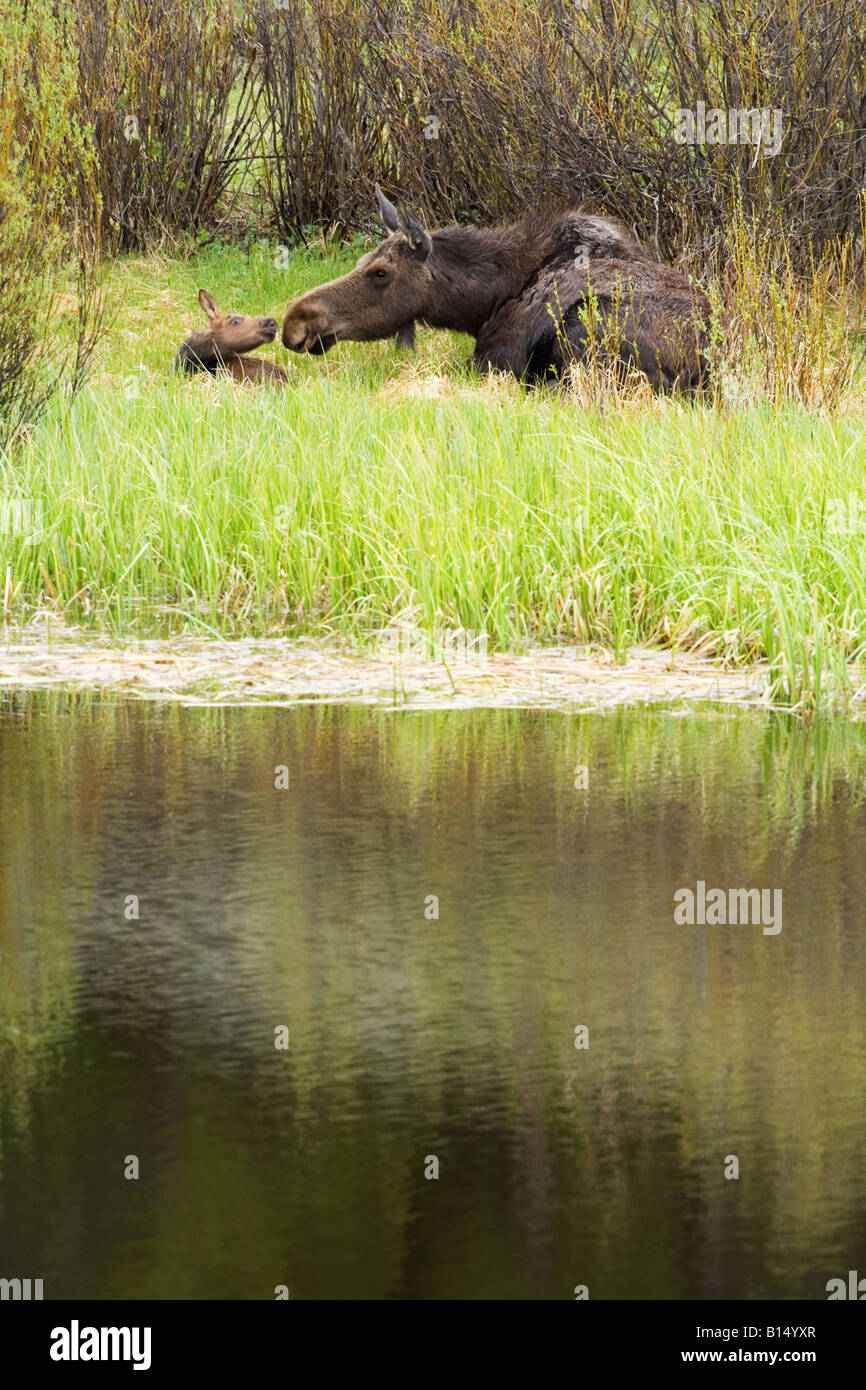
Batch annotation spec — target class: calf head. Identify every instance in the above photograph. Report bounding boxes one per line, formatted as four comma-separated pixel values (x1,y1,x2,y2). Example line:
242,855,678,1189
176,289,279,370
282,187,432,354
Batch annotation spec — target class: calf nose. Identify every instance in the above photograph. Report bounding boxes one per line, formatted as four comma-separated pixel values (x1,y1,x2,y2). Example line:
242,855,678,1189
263,318,279,333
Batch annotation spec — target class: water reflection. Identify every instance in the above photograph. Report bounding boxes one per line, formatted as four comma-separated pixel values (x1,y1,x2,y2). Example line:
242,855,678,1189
1,694,864,1299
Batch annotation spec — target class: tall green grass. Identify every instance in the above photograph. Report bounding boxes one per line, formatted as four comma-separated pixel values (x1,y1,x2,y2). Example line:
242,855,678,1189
3,244,866,713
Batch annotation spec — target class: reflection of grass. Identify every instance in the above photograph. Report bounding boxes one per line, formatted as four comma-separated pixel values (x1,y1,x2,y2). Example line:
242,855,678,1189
3,245,866,709
0,897,76,1134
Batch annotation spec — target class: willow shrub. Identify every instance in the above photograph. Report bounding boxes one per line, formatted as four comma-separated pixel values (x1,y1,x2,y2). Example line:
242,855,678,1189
252,0,866,273
75,0,259,251
0,0,103,449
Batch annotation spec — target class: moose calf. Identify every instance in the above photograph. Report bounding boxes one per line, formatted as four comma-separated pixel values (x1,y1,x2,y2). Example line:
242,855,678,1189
175,290,288,386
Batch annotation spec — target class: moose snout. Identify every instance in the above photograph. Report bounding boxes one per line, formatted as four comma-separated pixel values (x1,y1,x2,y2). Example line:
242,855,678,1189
260,318,279,341
282,294,334,353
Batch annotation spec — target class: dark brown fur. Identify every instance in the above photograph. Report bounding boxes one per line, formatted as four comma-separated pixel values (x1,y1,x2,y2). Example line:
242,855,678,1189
175,290,288,386
282,191,709,390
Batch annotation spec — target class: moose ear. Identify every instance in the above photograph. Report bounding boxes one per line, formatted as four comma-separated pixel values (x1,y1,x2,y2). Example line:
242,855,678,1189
198,289,219,321
396,205,432,261
375,184,400,233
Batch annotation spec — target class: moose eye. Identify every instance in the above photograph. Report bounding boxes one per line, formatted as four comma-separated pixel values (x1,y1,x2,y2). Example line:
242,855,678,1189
230,316,242,324
373,269,388,280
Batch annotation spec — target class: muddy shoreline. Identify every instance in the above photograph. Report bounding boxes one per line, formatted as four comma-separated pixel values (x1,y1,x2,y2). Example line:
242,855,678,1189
0,635,774,710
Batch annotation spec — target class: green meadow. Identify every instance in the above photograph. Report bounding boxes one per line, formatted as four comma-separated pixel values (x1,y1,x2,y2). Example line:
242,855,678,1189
0,240,865,711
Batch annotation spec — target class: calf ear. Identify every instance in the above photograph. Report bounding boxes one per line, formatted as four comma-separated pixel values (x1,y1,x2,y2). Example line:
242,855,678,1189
376,184,400,233
198,289,220,322
396,205,432,261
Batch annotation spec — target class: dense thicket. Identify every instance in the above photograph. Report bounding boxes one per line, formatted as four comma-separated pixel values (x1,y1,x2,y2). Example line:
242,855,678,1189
0,0,102,446
252,0,866,268
68,0,866,263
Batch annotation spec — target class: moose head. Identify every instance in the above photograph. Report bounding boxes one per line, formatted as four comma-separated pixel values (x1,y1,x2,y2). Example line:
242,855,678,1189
174,290,287,386
282,188,433,354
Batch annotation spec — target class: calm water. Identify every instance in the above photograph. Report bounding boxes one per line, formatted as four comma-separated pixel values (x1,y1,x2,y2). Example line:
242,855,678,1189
1,693,865,1300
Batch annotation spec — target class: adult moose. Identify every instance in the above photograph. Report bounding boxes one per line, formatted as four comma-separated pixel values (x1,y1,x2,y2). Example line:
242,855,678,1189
175,290,288,386
282,188,710,390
